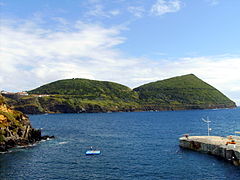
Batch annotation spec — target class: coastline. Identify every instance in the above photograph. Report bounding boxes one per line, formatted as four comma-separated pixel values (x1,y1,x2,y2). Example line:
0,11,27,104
0,95,55,153
0,128,54,152
0,136,54,153
18,104,237,115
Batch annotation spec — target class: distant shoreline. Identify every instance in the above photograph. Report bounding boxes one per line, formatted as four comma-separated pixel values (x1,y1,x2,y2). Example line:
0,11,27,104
2,74,236,115
24,105,237,115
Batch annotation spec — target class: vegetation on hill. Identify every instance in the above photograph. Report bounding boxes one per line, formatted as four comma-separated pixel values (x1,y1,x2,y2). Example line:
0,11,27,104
3,74,236,114
5,95,140,114
134,74,236,109
5,78,140,114
29,78,139,101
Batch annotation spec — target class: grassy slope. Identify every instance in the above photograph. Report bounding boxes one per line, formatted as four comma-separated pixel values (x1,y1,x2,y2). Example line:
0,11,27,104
4,74,236,113
133,74,236,109
29,78,138,101
21,78,139,113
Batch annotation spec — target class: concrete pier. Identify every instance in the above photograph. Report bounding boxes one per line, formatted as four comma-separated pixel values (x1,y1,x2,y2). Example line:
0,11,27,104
179,136,240,166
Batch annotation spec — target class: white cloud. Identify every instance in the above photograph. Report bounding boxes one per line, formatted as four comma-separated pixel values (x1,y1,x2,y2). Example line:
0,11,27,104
110,10,120,16
85,4,120,18
51,17,68,25
85,4,107,17
87,0,101,4
128,6,145,18
0,18,137,91
206,0,219,6
151,0,182,16
0,18,239,105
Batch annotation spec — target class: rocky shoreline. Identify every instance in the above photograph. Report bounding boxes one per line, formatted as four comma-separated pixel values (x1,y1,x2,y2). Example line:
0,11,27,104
0,130,54,152
0,95,54,152
12,103,237,115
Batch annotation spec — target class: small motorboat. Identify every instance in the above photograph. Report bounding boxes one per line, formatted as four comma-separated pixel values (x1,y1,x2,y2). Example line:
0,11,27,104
86,147,101,155
85,150,101,155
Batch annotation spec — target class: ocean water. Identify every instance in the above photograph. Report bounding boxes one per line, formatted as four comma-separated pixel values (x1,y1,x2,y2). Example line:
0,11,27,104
0,108,240,179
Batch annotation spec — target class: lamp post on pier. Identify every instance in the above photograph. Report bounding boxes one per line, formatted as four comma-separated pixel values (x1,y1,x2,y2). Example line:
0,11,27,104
202,117,211,136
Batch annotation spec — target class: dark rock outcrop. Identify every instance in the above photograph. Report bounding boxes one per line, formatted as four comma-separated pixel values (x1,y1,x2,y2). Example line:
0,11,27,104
0,95,54,152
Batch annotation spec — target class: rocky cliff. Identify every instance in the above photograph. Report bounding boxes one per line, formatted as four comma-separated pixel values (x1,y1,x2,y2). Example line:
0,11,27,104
0,95,50,152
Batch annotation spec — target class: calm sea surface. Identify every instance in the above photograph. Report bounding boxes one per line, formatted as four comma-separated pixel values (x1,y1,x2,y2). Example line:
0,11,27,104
1,108,240,179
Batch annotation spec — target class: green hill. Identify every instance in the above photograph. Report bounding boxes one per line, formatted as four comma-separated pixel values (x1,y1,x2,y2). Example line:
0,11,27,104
29,78,138,101
3,74,236,114
7,78,140,113
133,74,236,110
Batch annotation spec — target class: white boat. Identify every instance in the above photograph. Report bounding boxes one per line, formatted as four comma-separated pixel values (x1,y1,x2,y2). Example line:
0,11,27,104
85,150,101,155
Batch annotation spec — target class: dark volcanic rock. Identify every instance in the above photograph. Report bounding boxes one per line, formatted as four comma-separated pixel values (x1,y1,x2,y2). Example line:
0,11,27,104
15,105,43,115
0,95,54,152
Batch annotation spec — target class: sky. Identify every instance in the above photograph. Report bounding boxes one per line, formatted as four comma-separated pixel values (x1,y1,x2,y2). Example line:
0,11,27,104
0,0,239,105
